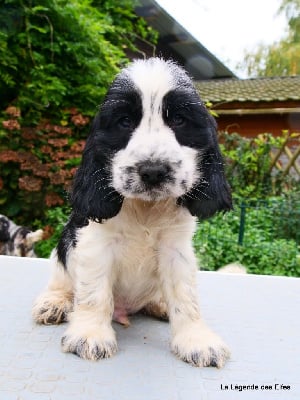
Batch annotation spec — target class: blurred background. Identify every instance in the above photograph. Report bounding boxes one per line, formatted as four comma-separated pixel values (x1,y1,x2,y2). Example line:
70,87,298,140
0,0,299,276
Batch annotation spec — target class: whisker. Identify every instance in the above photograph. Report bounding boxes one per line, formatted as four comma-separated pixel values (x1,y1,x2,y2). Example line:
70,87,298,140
103,189,123,201
91,168,106,177
184,193,200,201
191,187,212,200
94,176,107,185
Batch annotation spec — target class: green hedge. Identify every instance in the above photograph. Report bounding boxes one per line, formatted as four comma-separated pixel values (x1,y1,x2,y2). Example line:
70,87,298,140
194,195,300,277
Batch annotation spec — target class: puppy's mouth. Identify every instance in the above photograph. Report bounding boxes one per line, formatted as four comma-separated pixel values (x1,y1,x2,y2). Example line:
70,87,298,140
131,185,172,201
116,161,177,200
123,179,174,201
116,163,194,202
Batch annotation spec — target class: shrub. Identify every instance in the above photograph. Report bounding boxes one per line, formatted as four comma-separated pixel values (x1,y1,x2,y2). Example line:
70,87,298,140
194,198,300,277
219,131,298,198
0,106,87,222
33,205,70,258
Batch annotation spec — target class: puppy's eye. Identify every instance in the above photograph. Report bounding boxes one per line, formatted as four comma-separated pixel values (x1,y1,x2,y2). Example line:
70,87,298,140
170,114,186,127
117,116,134,130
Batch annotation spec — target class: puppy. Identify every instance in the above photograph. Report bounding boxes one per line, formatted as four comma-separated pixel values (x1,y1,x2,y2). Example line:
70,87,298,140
32,58,232,367
0,214,43,257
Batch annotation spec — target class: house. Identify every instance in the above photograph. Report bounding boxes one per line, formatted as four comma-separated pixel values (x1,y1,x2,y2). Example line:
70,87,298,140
196,76,300,137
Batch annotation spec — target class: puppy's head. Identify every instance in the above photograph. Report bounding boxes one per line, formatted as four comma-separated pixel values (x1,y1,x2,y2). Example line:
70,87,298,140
71,58,232,221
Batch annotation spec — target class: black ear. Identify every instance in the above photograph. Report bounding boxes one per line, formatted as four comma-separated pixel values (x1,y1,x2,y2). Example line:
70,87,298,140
70,116,124,221
179,125,232,220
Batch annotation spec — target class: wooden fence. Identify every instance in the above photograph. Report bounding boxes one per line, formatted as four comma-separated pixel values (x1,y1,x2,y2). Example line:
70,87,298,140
270,132,300,178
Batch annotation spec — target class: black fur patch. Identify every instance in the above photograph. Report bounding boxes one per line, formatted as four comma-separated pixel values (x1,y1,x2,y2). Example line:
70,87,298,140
162,88,232,219
56,212,89,268
70,81,143,222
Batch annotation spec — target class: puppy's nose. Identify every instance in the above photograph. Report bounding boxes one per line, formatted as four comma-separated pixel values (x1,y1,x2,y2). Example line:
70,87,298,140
138,162,170,186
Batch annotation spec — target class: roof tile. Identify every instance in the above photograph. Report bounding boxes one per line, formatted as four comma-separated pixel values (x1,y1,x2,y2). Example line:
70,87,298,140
195,76,300,103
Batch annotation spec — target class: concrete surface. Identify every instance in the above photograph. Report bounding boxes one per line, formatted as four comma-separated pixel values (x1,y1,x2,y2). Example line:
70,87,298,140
0,255,299,400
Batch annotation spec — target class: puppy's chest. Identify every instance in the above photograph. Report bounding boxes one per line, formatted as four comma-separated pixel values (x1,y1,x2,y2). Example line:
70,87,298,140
104,199,194,269
110,201,172,265
114,217,161,261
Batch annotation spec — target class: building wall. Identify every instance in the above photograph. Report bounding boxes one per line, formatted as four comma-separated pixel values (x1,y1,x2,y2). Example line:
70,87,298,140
216,113,299,137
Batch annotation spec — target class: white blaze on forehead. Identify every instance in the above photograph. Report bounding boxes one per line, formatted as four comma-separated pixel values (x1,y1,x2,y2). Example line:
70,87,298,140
124,58,176,98
120,59,194,126
122,59,180,132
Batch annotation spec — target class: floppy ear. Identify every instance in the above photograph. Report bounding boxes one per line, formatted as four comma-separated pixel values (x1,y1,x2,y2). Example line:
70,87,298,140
179,125,232,220
70,116,124,221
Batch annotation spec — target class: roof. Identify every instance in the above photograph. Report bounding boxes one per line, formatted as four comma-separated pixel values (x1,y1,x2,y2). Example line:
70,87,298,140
136,0,235,80
195,75,300,104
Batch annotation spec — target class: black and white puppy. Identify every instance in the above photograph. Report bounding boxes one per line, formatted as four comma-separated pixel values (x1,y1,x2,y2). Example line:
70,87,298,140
33,58,232,367
0,214,43,257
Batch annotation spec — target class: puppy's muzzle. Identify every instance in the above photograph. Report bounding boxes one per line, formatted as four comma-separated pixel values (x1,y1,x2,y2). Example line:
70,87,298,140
138,161,171,188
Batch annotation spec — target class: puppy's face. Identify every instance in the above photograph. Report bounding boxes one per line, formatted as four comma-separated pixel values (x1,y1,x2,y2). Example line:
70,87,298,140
109,60,202,201
71,58,232,220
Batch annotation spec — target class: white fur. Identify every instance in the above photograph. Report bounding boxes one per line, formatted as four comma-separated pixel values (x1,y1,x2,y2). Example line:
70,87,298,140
33,199,230,366
112,130,198,201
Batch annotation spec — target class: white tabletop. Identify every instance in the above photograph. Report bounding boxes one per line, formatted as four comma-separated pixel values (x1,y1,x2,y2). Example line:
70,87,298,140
0,255,299,400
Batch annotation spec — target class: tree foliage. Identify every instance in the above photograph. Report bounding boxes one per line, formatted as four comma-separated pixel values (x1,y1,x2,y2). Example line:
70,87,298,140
0,0,157,122
239,0,300,77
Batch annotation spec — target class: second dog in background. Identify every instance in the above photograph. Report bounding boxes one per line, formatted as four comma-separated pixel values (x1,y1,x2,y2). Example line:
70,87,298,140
0,214,43,257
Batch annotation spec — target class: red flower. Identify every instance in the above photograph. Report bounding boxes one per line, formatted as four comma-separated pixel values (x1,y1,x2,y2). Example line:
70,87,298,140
2,120,21,130
19,176,43,191
5,106,21,118
71,114,90,127
53,125,72,135
21,128,38,140
0,150,19,163
45,192,64,207
48,138,68,147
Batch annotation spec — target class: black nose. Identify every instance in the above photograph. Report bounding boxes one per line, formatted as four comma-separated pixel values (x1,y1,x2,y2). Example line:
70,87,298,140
138,162,170,186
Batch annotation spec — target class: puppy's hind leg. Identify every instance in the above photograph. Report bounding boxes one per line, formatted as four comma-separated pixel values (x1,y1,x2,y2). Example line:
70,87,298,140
140,290,169,321
32,250,73,325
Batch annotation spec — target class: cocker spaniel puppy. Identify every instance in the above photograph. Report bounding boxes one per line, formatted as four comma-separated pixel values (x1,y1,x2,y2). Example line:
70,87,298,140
33,58,232,368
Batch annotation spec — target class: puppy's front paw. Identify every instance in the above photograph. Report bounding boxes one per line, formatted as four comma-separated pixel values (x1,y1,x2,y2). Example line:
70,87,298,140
32,291,73,325
171,322,230,368
61,326,117,361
